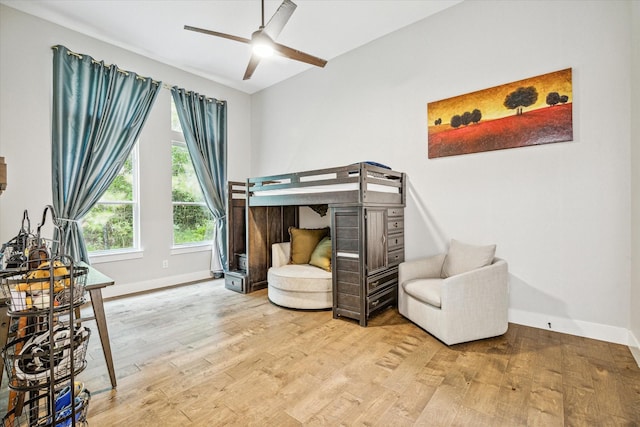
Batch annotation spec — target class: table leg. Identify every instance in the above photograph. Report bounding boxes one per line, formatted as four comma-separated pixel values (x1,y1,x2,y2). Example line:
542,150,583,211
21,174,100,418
0,305,9,384
89,288,117,388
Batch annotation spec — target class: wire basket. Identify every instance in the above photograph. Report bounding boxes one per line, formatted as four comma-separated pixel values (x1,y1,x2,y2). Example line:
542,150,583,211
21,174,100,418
1,259,87,316
2,323,91,392
2,383,90,427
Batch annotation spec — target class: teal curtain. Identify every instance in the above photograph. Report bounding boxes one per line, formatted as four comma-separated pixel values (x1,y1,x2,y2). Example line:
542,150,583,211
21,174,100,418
171,87,227,272
51,45,160,263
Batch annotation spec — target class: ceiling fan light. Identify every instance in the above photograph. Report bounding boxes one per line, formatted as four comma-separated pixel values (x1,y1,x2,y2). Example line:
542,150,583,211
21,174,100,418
253,42,274,58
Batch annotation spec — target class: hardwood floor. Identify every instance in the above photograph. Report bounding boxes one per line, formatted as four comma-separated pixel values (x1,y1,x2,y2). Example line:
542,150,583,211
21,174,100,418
5,279,639,426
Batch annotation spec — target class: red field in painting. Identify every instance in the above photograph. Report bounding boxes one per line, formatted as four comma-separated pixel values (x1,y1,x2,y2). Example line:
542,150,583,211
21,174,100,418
428,103,573,158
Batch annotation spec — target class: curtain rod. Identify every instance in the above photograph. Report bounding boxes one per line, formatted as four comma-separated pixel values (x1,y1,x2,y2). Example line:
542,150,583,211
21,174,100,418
51,45,226,104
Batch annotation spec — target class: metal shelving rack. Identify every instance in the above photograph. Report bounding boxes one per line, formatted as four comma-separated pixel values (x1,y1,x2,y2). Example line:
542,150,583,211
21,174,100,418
0,206,91,427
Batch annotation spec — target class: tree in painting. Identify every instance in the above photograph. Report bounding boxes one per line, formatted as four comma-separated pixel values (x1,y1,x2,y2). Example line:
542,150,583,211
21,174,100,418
546,92,570,107
471,108,482,124
461,111,472,126
546,91,561,106
504,86,538,115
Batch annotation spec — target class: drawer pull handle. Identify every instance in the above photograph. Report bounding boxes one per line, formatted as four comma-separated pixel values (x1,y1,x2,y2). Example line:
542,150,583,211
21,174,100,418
370,281,379,288
371,300,380,307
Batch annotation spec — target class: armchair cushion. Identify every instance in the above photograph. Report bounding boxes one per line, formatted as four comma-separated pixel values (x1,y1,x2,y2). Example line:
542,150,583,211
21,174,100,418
441,239,496,278
402,278,442,308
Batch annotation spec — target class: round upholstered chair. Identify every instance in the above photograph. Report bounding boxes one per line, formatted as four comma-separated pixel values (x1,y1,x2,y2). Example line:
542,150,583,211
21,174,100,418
268,242,332,310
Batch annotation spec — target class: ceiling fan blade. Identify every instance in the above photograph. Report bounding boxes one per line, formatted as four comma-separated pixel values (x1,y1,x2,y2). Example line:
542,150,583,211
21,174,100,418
243,54,262,80
271,42,327,68
184,25,251,44
263,0,297,40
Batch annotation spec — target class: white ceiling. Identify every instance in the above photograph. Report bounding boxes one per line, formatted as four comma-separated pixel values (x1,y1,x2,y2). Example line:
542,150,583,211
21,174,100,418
1,0,462,94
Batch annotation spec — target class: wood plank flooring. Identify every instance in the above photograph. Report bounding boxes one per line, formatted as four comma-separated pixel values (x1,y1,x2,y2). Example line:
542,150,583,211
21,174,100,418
4,279,639,426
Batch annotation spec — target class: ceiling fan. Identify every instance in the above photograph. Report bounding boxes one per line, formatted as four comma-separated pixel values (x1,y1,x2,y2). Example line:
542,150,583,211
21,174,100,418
185,0,327,80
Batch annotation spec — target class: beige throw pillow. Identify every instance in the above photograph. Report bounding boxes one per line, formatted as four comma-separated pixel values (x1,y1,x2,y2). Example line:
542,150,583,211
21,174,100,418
441,239,496,278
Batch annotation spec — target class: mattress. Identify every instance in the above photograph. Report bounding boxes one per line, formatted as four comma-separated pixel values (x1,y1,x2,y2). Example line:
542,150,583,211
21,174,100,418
251,182,399,196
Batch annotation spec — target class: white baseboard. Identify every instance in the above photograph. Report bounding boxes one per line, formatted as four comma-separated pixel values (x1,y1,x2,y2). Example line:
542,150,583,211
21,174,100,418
629,330,640,368
509,308,630,345
101,270,214,299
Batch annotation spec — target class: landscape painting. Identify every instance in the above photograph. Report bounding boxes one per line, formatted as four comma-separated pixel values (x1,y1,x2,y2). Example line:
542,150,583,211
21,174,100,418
427,68,573,158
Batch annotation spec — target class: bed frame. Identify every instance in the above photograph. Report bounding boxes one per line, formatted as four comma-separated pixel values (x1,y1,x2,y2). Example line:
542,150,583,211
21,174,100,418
246,162,405,207
227,163,406,325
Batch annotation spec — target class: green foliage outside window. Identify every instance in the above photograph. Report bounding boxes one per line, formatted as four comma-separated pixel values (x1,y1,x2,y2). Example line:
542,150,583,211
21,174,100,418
172,143,214,245
82,155,135,252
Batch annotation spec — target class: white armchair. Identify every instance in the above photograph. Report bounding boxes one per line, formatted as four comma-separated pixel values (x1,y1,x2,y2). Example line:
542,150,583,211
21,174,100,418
398,241,508,345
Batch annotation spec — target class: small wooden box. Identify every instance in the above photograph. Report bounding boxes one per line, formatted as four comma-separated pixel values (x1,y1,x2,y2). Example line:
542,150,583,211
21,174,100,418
236,253,247,272
225,270,246,293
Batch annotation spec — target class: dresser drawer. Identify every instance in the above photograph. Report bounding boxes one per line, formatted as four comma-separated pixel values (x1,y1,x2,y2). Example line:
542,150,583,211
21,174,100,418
387,208,404,218
225,271,246,293
388,248,405,267
387,234,404,251
387,218,404,234
367,285,396,317
367,268,398,295
387,207,403,217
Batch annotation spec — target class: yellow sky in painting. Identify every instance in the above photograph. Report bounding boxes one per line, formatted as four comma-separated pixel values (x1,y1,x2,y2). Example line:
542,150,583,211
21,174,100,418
428,68,572,124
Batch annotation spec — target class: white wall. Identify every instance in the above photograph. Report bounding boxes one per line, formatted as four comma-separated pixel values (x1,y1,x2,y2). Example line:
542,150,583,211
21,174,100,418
251,0,634,344
1,1,636,349
0,5,252,297
630,0,640,363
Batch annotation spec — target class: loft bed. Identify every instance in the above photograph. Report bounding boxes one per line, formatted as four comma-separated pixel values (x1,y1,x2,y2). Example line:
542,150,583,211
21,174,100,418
247,162,405,207
227,162,406,295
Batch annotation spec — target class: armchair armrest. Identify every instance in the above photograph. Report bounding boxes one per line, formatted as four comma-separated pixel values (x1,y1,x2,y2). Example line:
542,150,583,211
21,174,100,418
271,242,290,268
399,254,446,284
440,258,508,314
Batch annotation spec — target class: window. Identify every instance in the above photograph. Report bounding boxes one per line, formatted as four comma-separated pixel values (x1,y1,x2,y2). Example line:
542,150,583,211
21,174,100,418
171,142,214,245
81,146,139,252
171,99,214,246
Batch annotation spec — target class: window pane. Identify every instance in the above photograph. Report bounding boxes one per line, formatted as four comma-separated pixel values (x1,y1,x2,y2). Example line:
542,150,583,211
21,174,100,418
172,142,213,245
173,204,214,245
82,203,134,251
82,148,138,253
101,156,133,202
172,144,205,203
171,99,183,133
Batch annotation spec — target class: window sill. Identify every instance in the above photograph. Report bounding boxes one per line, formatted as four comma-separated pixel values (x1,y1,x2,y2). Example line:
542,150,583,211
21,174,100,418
171,243,213,255
89,249,144,264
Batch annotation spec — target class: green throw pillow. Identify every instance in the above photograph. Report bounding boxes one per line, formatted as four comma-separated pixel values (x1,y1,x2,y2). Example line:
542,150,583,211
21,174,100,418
289,227,330,265
309,236,332,271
